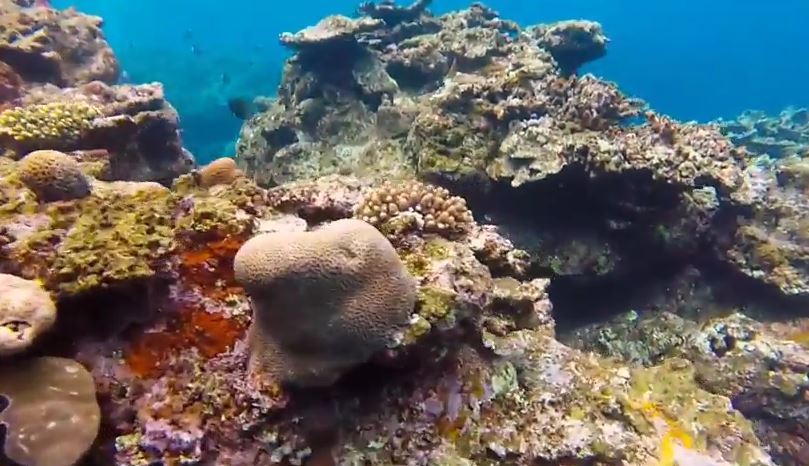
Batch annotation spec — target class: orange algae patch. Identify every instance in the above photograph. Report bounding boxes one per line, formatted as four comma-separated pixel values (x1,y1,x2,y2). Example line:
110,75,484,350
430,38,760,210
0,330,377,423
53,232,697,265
125,306,246,378
179,235,245,298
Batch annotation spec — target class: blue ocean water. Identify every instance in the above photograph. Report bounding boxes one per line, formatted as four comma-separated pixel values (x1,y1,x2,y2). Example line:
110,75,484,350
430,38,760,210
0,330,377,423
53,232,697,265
54,0,809,164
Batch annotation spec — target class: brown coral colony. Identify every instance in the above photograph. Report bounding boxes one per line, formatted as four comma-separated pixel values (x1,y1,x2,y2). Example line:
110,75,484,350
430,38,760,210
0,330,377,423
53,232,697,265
355,180,474,234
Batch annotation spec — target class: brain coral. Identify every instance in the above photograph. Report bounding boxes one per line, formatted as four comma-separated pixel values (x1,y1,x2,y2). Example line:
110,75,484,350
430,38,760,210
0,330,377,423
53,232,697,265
0,357,101,466
0,273,55,357
195,156,244,188
233,218,416,387
17,149,91,202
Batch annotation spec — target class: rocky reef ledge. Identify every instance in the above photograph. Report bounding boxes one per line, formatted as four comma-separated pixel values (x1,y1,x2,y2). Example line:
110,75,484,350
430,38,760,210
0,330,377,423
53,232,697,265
1,1,808,466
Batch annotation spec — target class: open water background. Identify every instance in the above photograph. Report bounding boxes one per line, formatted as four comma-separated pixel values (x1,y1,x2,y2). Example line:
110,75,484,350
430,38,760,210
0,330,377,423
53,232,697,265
54,0,809,163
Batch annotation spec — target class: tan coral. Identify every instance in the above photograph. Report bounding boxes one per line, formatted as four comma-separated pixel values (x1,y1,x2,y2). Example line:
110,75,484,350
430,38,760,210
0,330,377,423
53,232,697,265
0,357,101,466
195,157,244,188
233,218,416,387
17,149,91,202
354,180,474,236
0,273,56,357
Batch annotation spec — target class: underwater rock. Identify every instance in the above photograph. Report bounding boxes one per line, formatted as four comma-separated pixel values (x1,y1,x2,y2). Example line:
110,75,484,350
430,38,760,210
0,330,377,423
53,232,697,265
233,218,417,387
0,60,23,105
279,15,384,52
530,19,609,74
0,273,55,356
357,0,433,26
4,81,193,183
0,0,119,86
0,356,101,466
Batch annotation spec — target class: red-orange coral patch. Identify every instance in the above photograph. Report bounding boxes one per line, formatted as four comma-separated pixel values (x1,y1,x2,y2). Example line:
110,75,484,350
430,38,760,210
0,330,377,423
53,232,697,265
125,306,246,378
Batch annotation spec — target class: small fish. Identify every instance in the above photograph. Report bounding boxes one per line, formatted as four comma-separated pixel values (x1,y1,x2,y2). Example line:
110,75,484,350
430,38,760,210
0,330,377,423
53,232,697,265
227,97,258,120
190,44,203,56
221,73,231,86
183,29,194,41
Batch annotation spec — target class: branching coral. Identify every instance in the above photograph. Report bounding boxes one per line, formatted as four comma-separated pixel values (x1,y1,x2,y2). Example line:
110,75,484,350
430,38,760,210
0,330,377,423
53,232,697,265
16,149,91,202
233,218,416,387
0,273,55,356
354,179,474,236
0,101,100,152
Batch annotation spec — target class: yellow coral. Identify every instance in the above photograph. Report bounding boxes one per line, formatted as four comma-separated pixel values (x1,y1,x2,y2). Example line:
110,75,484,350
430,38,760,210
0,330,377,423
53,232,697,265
0,101,100,150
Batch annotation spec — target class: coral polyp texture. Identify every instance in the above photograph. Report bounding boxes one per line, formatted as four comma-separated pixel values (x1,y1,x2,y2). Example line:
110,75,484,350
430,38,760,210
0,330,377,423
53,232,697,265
0,273,55,356
233,218,417,387
0,101,100,151
0,1,808,466
354,179,474,236
16,149,92,202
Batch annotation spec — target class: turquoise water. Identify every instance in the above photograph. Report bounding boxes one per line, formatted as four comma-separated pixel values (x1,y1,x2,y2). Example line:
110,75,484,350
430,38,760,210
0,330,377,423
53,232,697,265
55,0,809,163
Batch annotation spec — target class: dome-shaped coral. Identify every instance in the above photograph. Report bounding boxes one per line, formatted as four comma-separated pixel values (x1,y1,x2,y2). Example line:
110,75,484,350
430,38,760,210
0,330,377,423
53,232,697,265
0,273,56,357
355,180,474,236
17,149,91,202
233,218,416,387
195,157,244,188
0,357,101,466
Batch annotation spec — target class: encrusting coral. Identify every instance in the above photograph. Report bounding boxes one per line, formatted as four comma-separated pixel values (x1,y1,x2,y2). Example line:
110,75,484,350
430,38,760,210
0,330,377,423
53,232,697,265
354,179,474,237
233,218,417,387
0,273,55,356
16,149,92,202
0,357,101,466
0,101,100,152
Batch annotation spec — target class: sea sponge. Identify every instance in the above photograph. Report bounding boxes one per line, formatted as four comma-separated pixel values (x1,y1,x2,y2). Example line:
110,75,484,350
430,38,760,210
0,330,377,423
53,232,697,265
17,149,91,202
0,101,100,149
0,273,56,357
195,156,244,188
0,357,101,466
233,218,416,387
354,180,474,236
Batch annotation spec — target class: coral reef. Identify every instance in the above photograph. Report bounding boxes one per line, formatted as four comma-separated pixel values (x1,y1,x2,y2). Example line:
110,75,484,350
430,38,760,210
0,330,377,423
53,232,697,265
0,273,55,356
0,0,120,86
234,218,416,386
529,20,609,74
1,2,808,466
0,0,119,86
718,107,809,158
